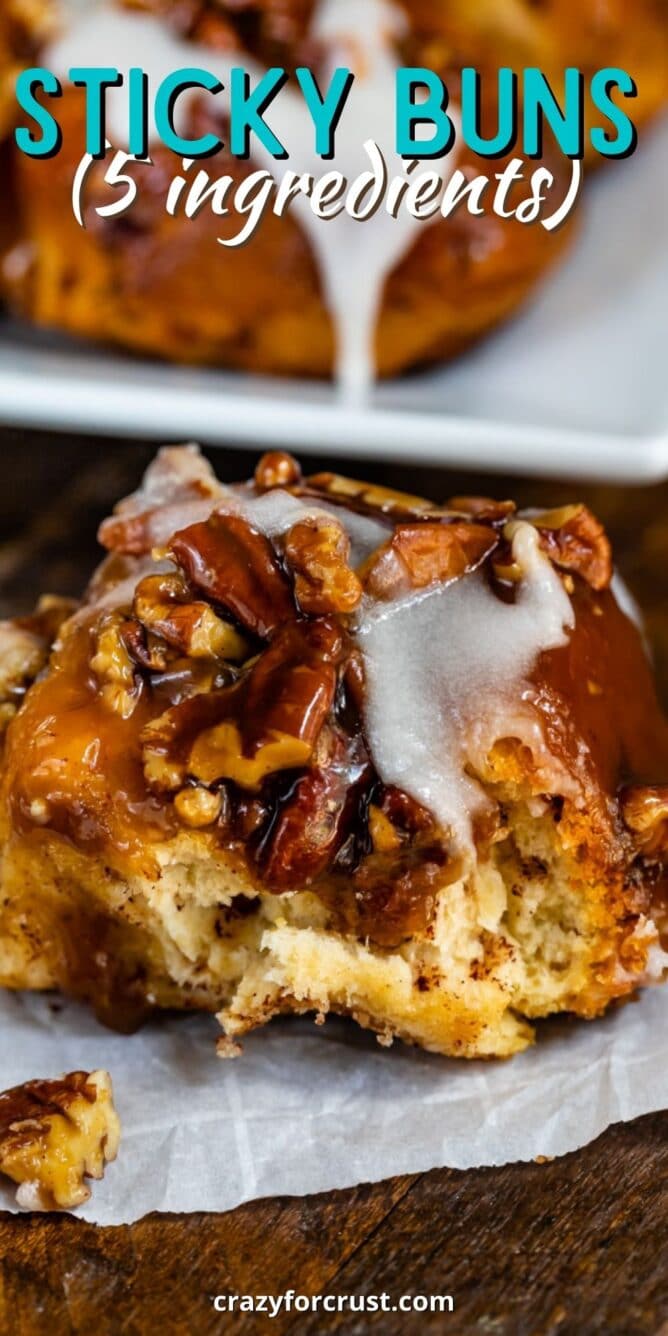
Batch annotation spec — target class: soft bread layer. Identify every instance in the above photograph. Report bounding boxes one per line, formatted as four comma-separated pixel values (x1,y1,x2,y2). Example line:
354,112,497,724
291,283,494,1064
0,795,652,1058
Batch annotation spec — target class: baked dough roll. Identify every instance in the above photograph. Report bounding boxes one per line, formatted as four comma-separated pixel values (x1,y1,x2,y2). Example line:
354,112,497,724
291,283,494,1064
0,447,666,1059
1,0,575,385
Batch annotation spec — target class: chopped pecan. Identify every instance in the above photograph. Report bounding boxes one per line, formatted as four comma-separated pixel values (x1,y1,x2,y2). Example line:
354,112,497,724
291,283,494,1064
142,692,227,793
368,804,402,854
90,614,140,718
169,512,294,639
121,619,169,673
528,505,612,591
188,621,343,790
284,518,363,615
0,1070,120,1211
133,572,249,661
621,786,668,859
362,522,497,600
447,496,516,524
190,726,311,792
347,846,448,948
143,621,344,796
254,451,302,491
174,784,223,828
259,730,371,888
0,626,48,718
306,471,434,518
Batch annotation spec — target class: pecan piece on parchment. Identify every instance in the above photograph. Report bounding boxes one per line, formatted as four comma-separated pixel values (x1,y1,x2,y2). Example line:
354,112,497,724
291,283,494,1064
0,1070,121,1211
362,521,498,600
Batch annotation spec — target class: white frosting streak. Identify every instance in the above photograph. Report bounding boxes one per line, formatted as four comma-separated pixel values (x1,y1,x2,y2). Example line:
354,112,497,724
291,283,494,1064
355,522,576,851
225,488,389,567
48,0,457,399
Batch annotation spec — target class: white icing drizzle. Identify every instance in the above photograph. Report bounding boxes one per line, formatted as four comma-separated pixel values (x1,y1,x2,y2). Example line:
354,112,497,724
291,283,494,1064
354,522,576,851
225,487,389,567
48,0,456,399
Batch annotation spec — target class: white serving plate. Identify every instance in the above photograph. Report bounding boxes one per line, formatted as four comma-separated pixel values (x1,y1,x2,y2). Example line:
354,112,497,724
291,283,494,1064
1,119,666,481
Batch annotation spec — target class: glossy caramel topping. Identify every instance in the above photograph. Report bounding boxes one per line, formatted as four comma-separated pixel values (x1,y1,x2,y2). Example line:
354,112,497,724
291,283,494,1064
3,448,668,944
4,614,177,871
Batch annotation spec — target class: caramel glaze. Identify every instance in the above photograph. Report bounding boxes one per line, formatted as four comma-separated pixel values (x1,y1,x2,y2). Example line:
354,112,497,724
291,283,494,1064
3,618,178,875
3,485,668,956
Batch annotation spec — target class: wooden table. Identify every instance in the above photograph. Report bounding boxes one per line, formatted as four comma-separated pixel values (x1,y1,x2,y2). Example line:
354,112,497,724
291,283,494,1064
1,429,667,1336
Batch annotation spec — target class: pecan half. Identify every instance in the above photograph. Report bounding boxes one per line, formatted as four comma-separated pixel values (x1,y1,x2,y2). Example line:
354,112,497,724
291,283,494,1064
254,451,302,491
259,730,371,888
528,505,612,591
0,1070,120,1211
143,621,344,795
169,513,294,639
133,572,249,661
621,786,668,859
284,518,363,615
362,522,498,600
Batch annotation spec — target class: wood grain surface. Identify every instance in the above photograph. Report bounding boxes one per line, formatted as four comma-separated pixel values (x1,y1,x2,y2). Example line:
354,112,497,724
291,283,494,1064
0,429,667,1336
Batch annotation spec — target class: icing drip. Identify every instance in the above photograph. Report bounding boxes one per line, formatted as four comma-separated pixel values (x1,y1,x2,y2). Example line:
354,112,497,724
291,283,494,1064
355,522,576,851
226,488,389,565
49,0,457,398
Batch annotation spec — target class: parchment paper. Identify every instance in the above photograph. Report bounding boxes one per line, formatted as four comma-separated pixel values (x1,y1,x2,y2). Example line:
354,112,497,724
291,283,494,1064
1,984,667,1224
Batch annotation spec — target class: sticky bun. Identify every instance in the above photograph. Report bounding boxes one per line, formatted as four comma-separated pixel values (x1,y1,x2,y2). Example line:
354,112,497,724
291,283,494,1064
2,0,666,382
0,447,666,1059
0,1070,120,1210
